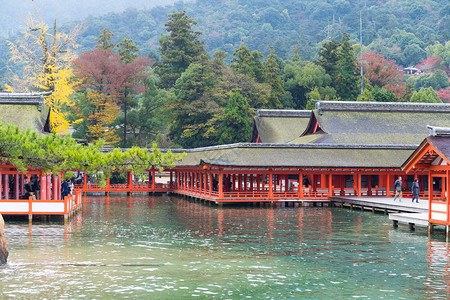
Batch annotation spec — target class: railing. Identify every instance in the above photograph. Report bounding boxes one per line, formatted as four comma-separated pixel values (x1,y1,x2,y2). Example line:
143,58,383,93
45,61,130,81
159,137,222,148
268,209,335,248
0,190,83,217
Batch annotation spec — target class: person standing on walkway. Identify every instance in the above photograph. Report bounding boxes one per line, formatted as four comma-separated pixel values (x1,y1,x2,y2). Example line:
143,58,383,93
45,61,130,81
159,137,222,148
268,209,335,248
411,178,420,203
61,179,69,198
393,176,402,202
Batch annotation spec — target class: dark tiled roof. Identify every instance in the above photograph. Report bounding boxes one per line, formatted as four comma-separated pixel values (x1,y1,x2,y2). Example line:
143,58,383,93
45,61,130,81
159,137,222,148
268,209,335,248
427,136,450,162
0,93,50,133
309,102,450,145
252,110,312,143
172,143,416,169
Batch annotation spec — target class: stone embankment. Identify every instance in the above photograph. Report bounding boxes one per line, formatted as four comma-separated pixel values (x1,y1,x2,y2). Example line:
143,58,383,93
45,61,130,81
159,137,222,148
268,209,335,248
0,213,8,265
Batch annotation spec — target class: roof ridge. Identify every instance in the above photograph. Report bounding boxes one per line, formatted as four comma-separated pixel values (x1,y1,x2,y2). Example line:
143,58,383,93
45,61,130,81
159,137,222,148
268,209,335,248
0,93,44,106
315,101,450,114
256,109,312,118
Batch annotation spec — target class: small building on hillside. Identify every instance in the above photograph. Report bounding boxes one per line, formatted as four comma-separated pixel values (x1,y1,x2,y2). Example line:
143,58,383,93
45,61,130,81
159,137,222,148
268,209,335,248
404,67,424,75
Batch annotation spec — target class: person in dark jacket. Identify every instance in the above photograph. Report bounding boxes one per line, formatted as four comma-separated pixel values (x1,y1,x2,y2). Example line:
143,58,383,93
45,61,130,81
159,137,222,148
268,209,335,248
393,176,402,202
411,178,420,203
61,179,69,198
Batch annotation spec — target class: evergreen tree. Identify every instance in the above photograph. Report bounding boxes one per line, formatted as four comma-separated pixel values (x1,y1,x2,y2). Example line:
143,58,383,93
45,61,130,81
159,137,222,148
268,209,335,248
264,47,284,109
231,44,266,83
316,33,359,101
156,11,205,89
169,55,217,147
335,33,359,101
95,27,115,50
410,87,442,103
218,91,252,144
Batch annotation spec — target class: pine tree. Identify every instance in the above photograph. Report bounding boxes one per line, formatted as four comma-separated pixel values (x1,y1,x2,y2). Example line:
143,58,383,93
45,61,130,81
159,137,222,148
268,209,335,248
335,33,359,101
231,44,265,83
264,47,284,108
218,91,252,144
169,54,217,147
157,11,205,89
316,33,359,101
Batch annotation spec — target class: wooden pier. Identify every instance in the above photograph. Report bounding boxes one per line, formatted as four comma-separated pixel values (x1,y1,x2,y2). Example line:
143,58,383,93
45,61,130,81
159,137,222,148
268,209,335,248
331,196,435,230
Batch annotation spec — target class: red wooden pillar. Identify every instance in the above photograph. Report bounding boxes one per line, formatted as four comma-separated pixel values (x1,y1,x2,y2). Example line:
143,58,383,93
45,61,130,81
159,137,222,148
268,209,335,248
321,174,326,189
106,177,111,189
148,171,153,188
127,172,133,189
428,170,433,221
312,174,317,193
46,175,51,200
386,174,391,197
209,173,213,196
57,174,62,199
218,171,224,199
299,173,304,198
83,173,87,189
357,173,362,196
352,173,357,196
170,171,173,188
20,174,24,195
14,174,19,199
152,169,156,189
446,170,450,225
367,175,372,196
52,175,58,200
269,173,273,199
328,173,333,197
41,174,47,200
3,174,9,200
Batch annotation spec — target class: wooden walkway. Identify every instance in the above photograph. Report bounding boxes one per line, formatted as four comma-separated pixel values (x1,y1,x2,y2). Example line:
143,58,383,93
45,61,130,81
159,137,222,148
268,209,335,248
330,196,433,230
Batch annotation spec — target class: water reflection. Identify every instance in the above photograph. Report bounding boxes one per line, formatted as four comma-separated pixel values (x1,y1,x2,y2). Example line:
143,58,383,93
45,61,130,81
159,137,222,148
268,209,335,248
1,195,450,299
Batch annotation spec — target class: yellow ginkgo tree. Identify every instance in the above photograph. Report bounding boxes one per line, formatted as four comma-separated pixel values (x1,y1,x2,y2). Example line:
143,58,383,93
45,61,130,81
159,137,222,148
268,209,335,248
7,15,81,134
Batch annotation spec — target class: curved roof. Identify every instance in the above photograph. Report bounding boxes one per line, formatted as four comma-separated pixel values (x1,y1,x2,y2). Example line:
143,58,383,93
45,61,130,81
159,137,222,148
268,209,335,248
172,143,416,169
251,110,312,143
306,101,450,145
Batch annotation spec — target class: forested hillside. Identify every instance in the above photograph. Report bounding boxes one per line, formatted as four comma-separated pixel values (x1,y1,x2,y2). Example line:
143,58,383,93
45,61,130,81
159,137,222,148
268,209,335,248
61,0,450,64
1,0,448,75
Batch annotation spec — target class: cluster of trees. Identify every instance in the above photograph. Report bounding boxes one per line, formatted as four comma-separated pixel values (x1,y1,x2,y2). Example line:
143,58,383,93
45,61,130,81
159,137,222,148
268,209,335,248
3,10,449,150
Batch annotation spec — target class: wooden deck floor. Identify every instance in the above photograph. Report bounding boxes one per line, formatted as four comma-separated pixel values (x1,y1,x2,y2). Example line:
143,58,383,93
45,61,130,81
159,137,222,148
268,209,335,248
331,196,432,228
331,196,428,213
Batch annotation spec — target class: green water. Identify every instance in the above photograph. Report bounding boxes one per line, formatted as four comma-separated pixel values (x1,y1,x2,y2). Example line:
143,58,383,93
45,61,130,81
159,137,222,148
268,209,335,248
1,195,450,299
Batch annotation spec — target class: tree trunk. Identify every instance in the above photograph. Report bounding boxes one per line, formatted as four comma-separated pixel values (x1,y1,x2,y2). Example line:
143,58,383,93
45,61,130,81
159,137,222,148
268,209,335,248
123,101,128,147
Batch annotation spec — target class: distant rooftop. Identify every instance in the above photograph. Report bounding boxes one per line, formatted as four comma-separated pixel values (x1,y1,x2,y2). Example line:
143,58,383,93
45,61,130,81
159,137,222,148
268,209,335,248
315,101,450,114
